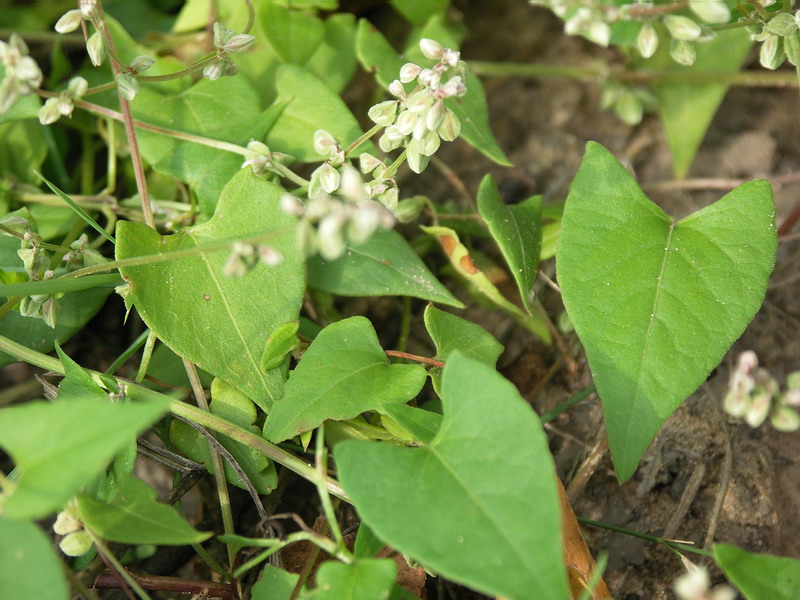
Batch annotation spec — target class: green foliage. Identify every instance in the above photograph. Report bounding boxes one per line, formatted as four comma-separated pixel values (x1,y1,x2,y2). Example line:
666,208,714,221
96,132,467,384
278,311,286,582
266,65,376,161
715,544,800,600
313,559,398,599
557,142,776,481
337,353,569,600
77,472,211,544
261,4,326,65
116,170,304,412
0,517,67,600
133,77,268,214
637,28,753,178
477,175,542,314
171,379,278,494
0,395,167,519
265,316,426,442
307,229,462,307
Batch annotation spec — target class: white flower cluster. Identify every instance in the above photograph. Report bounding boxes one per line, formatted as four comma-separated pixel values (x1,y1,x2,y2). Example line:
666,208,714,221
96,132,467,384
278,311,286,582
723,350,800,432
281,129,396,261
53,505,94,557
0,34,43,113
751,10,800,70
370,38,466,174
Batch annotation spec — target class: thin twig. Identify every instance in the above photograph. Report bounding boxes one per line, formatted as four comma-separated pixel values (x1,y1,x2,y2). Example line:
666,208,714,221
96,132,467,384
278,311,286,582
702,385,734,551
384,350,444,368
93,573,233,599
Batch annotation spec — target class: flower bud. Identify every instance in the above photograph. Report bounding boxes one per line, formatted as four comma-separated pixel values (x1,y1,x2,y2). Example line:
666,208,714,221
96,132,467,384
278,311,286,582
280,193,304,216
53,511,81,535
55,9,83,34
614,88,643,125
220,57,239,77
258,245,283,266
318,215,346,260
765,13,798,37
378,127,404,153
130,55,156,72
60,531,93,557
116,72,139,101
438,75,466,98
670,39,696,66
367,100,398,126
388,79,405,98
664,15,702,41
39,97,63,125
759,35,785,70
421,131,441,156
419,38,444,60
79,0,97,20
586,21,611,47
67,76,88,98
406,139,429,174
395,109,417,135
438,108,461,141
359,153,385,175
426,99,445,131
376,186,399,211
442,48,460,67
771,405,800,432
203,61,223,81
785,31,800,66
212,22,236,49
86,31,106,66
746,390,772,427
394,196,426,223
406,90,432,113
399,63,421,83
348,204,381,245
689,0,730,25
56,94,73,116
318,163,340,194
418,68,441,88
313,129,338,157
222,33,256,54
637,23,659,59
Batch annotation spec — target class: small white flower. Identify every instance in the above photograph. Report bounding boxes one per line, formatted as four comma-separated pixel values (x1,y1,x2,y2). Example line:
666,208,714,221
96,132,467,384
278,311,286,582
86,31,106,66
388,79,406,98
419,38,444,60
664,15,702,41
55,10,83,34
399,62,421,83
637,23,659,59
313,129,339,157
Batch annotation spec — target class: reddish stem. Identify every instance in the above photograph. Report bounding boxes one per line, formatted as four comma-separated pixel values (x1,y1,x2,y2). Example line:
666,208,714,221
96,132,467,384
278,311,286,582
385,350,445,368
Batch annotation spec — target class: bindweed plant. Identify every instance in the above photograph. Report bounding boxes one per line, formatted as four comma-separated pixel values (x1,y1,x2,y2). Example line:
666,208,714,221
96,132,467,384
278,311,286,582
0,1,798,599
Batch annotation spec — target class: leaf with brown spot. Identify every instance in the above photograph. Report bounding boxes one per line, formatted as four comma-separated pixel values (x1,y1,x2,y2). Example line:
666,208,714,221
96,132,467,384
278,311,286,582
422,225,551,343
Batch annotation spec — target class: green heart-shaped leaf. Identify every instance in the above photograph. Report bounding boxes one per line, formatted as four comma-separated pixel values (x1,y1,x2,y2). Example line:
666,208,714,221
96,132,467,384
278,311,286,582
116,170,305,411
557,142,776,481
336,353,568,600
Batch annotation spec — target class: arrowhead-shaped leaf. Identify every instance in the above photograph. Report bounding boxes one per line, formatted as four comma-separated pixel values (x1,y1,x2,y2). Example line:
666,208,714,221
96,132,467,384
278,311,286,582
116,170,305,412
557,142,776,481
476,174,542,314
77,473,211,545
336,353,568,600
0,517,67,600
264,316,426,442
715,544,800,600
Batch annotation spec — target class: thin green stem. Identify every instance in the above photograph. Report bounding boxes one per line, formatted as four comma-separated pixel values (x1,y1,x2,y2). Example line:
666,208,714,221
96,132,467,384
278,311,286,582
270,162,310,187
105,329,150,375
470,61,799,88
85,530,153,600
344,124,383,156
384,149,408,179
135,330,157,383
577,517,713,557
314,427,348,556
0,334,349,501
60,226,292,279
184,359,236,570
540,384,597,423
